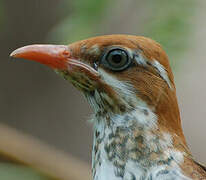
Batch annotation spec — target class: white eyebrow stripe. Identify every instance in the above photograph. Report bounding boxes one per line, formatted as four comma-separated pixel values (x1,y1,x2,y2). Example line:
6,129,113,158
151,60,172,89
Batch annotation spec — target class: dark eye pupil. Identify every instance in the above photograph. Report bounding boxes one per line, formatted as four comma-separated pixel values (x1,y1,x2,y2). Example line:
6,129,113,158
101,48,131,71
111,54,122,64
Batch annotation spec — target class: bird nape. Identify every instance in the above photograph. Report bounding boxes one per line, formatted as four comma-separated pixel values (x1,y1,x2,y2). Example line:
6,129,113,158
10,35,206,180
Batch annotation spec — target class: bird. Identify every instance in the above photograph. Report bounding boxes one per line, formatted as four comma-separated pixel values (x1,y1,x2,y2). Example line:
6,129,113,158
10,35,206,180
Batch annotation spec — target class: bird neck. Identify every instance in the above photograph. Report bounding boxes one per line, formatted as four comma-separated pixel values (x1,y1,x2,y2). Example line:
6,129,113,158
155,86,188,147
91,106,191,180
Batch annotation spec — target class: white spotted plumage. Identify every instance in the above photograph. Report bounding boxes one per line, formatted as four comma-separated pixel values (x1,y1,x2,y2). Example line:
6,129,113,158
87,70,189,180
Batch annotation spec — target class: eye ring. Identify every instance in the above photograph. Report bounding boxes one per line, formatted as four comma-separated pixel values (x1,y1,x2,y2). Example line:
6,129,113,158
101,47,132,71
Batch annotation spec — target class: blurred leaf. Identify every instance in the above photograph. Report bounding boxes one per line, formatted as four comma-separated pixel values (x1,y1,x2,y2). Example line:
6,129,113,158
49,0,109,43
0,163,49,180
144,0,196,68
50,0,196,70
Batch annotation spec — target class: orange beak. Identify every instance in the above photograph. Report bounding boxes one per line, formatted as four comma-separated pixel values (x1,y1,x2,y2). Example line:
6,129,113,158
10,44,99,79
10,45,71,70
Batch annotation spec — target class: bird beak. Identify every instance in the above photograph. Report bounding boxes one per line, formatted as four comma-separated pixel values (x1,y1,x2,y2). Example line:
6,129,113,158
10,45,71,70
10,44,99,80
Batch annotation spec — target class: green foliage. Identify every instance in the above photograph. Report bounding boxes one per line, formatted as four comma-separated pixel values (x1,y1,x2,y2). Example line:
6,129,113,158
143,0,196,67
49,0,109,43
0,163,49,180
50,0,196,68
73,0,107,19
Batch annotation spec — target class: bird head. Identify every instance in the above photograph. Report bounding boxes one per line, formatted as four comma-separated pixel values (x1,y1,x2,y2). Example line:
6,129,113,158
10,35,186,142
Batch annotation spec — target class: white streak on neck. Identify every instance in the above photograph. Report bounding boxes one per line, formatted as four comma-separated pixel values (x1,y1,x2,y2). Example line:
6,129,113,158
134,53,148,66
152,60,172,89
98,69,147,108
134,53,173,89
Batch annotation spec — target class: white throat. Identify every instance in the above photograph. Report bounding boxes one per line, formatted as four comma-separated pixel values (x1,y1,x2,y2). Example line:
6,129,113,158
85,69,189,180
91,108,190,180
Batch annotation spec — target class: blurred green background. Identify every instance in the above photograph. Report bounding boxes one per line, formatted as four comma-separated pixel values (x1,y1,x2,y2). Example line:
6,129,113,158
0,163,47,180
1,0,206,179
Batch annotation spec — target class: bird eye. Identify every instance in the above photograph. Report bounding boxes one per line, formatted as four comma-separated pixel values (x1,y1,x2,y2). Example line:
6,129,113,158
102,48,131,71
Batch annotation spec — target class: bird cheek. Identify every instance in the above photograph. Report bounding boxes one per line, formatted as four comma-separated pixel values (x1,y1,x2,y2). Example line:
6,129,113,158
55,64,100,92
